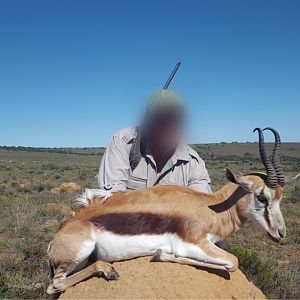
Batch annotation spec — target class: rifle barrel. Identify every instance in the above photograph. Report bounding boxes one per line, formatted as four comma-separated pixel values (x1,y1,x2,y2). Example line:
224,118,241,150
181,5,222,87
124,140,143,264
163,61,181,89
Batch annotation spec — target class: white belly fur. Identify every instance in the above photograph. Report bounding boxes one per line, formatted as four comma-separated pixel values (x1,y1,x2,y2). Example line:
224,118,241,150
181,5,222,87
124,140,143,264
95,231,206,262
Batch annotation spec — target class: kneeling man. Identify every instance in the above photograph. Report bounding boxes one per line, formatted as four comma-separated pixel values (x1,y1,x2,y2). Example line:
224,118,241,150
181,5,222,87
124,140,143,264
99,89,211,193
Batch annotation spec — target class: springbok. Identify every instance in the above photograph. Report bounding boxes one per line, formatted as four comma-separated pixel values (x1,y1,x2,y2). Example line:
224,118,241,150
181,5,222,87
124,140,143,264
47,128,298,294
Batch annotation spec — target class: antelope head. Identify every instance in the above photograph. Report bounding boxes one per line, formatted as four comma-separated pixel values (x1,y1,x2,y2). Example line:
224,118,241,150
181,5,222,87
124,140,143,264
226,128,296,243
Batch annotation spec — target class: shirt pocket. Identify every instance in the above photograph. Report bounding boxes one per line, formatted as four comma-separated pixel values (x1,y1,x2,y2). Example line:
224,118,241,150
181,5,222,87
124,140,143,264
127,175,147,190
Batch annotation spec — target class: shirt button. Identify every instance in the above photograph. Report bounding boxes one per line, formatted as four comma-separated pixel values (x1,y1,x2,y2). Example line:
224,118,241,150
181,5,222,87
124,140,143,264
105,183,112,190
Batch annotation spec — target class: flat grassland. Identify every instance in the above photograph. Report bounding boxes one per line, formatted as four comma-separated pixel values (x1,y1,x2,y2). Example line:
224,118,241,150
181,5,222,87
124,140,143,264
0,143,299,299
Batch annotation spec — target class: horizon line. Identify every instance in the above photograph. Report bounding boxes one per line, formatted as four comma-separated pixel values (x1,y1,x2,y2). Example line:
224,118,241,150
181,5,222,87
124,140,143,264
1,141,300,149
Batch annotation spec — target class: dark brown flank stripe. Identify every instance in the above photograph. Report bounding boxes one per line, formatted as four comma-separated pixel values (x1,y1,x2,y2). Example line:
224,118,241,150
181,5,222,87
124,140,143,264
264,208,271,228
90,212,185,237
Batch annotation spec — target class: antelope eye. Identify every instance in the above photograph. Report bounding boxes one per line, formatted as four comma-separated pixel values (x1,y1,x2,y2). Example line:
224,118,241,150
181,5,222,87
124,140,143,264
257,194,268,205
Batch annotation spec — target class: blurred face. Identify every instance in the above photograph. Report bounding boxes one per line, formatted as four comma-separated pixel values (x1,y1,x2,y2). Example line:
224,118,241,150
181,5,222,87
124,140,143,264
146,110,184,152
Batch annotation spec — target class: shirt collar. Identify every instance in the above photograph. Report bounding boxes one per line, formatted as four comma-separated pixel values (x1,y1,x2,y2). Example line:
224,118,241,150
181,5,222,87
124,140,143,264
171,143,190,164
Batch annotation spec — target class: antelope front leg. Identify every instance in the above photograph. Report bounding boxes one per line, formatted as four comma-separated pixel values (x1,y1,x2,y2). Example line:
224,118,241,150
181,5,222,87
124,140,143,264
150,242,238,272
151,249,230,271
47,261,119,294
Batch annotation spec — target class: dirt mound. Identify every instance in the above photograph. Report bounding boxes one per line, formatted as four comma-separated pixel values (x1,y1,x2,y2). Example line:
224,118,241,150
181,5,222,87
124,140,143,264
50,182,81,193
60,257,265,299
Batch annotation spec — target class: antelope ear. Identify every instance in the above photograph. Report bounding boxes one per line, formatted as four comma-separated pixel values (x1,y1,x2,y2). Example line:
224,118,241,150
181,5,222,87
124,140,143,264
225,169,254,192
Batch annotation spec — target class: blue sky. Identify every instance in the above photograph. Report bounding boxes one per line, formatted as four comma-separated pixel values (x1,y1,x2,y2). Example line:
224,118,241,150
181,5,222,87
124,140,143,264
0,0,299,147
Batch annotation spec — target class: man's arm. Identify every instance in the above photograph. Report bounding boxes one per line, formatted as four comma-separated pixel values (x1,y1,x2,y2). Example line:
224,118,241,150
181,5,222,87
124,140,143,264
98,135,130,192
188,154,212,193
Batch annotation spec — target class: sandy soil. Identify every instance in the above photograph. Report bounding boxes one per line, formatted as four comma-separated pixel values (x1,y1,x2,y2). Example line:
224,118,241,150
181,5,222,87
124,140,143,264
60,257,266,299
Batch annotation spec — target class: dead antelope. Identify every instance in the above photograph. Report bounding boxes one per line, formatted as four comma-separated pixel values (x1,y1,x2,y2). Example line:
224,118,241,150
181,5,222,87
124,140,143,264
47,128,298,294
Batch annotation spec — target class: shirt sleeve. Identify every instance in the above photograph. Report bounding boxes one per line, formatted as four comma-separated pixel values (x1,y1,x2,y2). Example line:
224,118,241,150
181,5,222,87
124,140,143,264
188,157,212,193
98,135,130,192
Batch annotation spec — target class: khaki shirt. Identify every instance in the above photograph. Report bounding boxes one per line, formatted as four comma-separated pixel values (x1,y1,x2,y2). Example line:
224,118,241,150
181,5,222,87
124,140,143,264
99,127,212,193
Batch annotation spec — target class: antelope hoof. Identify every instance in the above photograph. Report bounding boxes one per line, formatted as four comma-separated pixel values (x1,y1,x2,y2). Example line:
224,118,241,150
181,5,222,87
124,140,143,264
150,249,163,262
103,268,119,281
47,284,55,295
47,283,64,295
224,256,239,272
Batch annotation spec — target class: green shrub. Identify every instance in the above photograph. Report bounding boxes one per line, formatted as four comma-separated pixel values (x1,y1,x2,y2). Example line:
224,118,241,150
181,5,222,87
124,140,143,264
226,244,275,290
289,185,300,203
226,243,299,299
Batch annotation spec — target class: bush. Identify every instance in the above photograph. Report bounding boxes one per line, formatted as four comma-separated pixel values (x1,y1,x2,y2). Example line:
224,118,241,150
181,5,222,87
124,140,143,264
226,244,275,290
32,181,53,192
289,185,300,203
226,244,299,299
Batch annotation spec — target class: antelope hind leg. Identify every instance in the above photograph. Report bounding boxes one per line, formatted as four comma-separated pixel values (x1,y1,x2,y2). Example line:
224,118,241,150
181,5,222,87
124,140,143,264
47,260,119,294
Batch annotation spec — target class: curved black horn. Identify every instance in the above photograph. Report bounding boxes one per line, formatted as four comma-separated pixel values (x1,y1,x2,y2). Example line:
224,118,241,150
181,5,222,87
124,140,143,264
253,128,278,188
263,127,285,187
